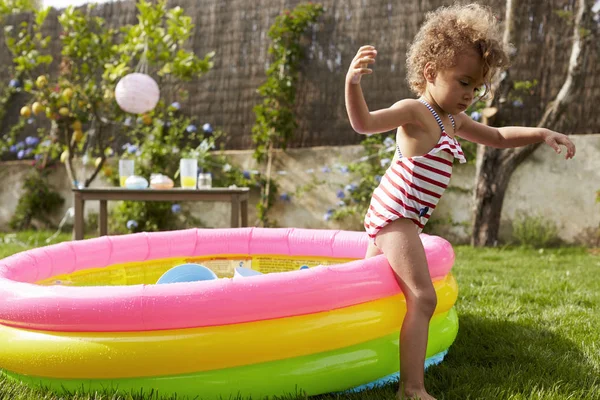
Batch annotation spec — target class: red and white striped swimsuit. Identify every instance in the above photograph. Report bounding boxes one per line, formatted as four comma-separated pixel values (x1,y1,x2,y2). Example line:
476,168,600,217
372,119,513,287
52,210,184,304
364,99,466,240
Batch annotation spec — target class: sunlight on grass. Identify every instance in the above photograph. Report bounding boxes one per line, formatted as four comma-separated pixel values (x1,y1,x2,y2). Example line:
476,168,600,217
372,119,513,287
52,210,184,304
0,234,599,399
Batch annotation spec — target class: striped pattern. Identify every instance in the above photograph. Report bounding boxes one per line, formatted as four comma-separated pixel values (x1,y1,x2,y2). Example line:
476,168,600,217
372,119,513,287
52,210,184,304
365,100,467,238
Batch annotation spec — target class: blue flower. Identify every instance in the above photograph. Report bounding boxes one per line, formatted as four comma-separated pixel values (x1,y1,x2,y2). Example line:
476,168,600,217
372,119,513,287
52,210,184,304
242,170,251,179
340,165,349,173
337,200,346,207
25,148,33,156
336,189,345,199
380,158,391,167
279,192,291,202
126,220,138,230
321,166,330,173
186,124,197,133
34,153,43,160
123,117,132,127
512,100,524,108
9,145,17,153
345,183,358,193
8,79,20,88
17,150,25,159
375,175,382,183
470,111,481,121
202,123,213,134
383,137,395,148
323,208,334,221
170,102,181,110
25,136,39,147
16,141,25,150
171,204,181,213
27,118,34,125
127,144,138,154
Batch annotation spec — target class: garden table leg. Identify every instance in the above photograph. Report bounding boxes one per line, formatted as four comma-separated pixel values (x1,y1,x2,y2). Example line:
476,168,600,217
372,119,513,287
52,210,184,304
231,195,240,227
73,193,85,240
99,200,108,236
241,198,248,227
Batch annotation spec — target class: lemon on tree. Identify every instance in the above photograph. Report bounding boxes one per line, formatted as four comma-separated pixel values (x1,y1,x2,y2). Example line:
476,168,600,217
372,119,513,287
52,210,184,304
20,106,31,118
32,102,44,116
72,129,84,142
35,75,48,88
60,150,69,163
142,113,152,125
62,88,74,102
58,107,70,117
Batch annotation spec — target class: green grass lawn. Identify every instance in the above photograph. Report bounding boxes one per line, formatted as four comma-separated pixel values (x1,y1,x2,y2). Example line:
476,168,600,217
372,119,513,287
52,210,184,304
0,231,598,400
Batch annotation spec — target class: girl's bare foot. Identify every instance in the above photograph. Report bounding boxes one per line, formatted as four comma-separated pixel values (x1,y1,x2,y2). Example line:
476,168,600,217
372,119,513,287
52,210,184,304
397,388,437,400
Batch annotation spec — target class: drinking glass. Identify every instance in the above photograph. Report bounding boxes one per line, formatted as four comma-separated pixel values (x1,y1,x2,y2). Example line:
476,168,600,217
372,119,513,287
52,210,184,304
119,159,135,188
180,158,198,189
197,173,212,189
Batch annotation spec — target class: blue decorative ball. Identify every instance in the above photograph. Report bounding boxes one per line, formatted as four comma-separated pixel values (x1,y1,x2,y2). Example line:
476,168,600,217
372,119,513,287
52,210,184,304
156,263,218,284
126,220,138,230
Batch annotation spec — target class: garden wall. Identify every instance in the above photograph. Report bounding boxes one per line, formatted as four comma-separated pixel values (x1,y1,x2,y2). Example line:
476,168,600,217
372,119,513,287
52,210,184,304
1,134,598,246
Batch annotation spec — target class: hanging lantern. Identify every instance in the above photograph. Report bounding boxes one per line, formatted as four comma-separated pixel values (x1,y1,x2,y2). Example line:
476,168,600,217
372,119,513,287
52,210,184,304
114,73,160,114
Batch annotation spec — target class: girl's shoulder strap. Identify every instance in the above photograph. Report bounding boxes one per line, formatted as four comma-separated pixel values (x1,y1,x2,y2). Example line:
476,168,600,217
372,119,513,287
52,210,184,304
418,99,449,133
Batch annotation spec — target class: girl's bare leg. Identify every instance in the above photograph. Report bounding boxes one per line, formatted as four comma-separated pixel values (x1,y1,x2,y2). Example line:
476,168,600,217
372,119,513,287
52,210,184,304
365,240,383,258
375,218,437,400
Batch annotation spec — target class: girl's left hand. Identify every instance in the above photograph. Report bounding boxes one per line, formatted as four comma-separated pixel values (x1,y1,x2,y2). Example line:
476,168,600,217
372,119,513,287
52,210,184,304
543,130,576,159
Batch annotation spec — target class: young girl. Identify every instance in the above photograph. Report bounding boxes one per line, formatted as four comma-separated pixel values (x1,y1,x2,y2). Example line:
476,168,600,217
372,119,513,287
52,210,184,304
345,4,576,400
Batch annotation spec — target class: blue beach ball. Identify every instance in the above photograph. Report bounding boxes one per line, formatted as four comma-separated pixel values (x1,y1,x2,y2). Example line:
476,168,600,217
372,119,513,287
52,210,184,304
156,263,218,284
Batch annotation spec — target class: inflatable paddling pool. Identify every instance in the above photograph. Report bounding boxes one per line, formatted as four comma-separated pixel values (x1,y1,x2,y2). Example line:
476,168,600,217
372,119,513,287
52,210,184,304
0,228,459,399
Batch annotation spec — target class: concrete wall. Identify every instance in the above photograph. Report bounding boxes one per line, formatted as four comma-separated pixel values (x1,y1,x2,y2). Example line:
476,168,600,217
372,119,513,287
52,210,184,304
1,134,598,245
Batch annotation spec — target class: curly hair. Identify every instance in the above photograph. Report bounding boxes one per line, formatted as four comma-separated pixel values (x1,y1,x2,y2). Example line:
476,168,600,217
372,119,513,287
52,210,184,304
406,3,511,97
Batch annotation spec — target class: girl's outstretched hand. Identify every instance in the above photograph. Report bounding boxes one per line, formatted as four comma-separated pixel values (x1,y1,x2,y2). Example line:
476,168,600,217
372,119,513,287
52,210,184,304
346,45,377,85
543,130,576,159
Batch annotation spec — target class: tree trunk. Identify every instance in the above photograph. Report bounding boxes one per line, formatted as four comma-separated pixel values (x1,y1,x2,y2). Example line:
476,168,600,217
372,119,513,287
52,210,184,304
471,0,594,246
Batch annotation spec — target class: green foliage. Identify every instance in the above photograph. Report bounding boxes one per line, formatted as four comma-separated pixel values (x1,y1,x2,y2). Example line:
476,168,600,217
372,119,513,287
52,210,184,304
117,0,213,81
1,1,219,232
330,135,389,223
512,213,560,248
0,6,52,155
6,0,214,189
250,2,323,227
0,0,38,19
251,2,323,163
511,79,539,104
554,9,574,21
9,168,64,230
3,7,52,75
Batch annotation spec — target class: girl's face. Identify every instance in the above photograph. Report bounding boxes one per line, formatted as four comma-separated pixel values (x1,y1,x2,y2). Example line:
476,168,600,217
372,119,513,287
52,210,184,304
424,51,485,115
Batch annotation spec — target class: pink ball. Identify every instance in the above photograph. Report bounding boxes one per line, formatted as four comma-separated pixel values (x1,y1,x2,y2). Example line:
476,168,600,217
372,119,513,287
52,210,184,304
115,73,160,114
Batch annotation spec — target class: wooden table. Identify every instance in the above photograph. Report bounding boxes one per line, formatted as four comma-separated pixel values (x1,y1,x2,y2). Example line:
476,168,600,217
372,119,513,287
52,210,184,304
72,187,250,240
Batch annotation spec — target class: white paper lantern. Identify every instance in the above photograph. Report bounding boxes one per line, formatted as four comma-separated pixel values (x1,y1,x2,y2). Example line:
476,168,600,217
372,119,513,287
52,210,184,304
115,73,160,114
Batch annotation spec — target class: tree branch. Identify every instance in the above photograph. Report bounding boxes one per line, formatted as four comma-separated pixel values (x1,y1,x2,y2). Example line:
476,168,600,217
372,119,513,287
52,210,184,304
84,123,106,187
